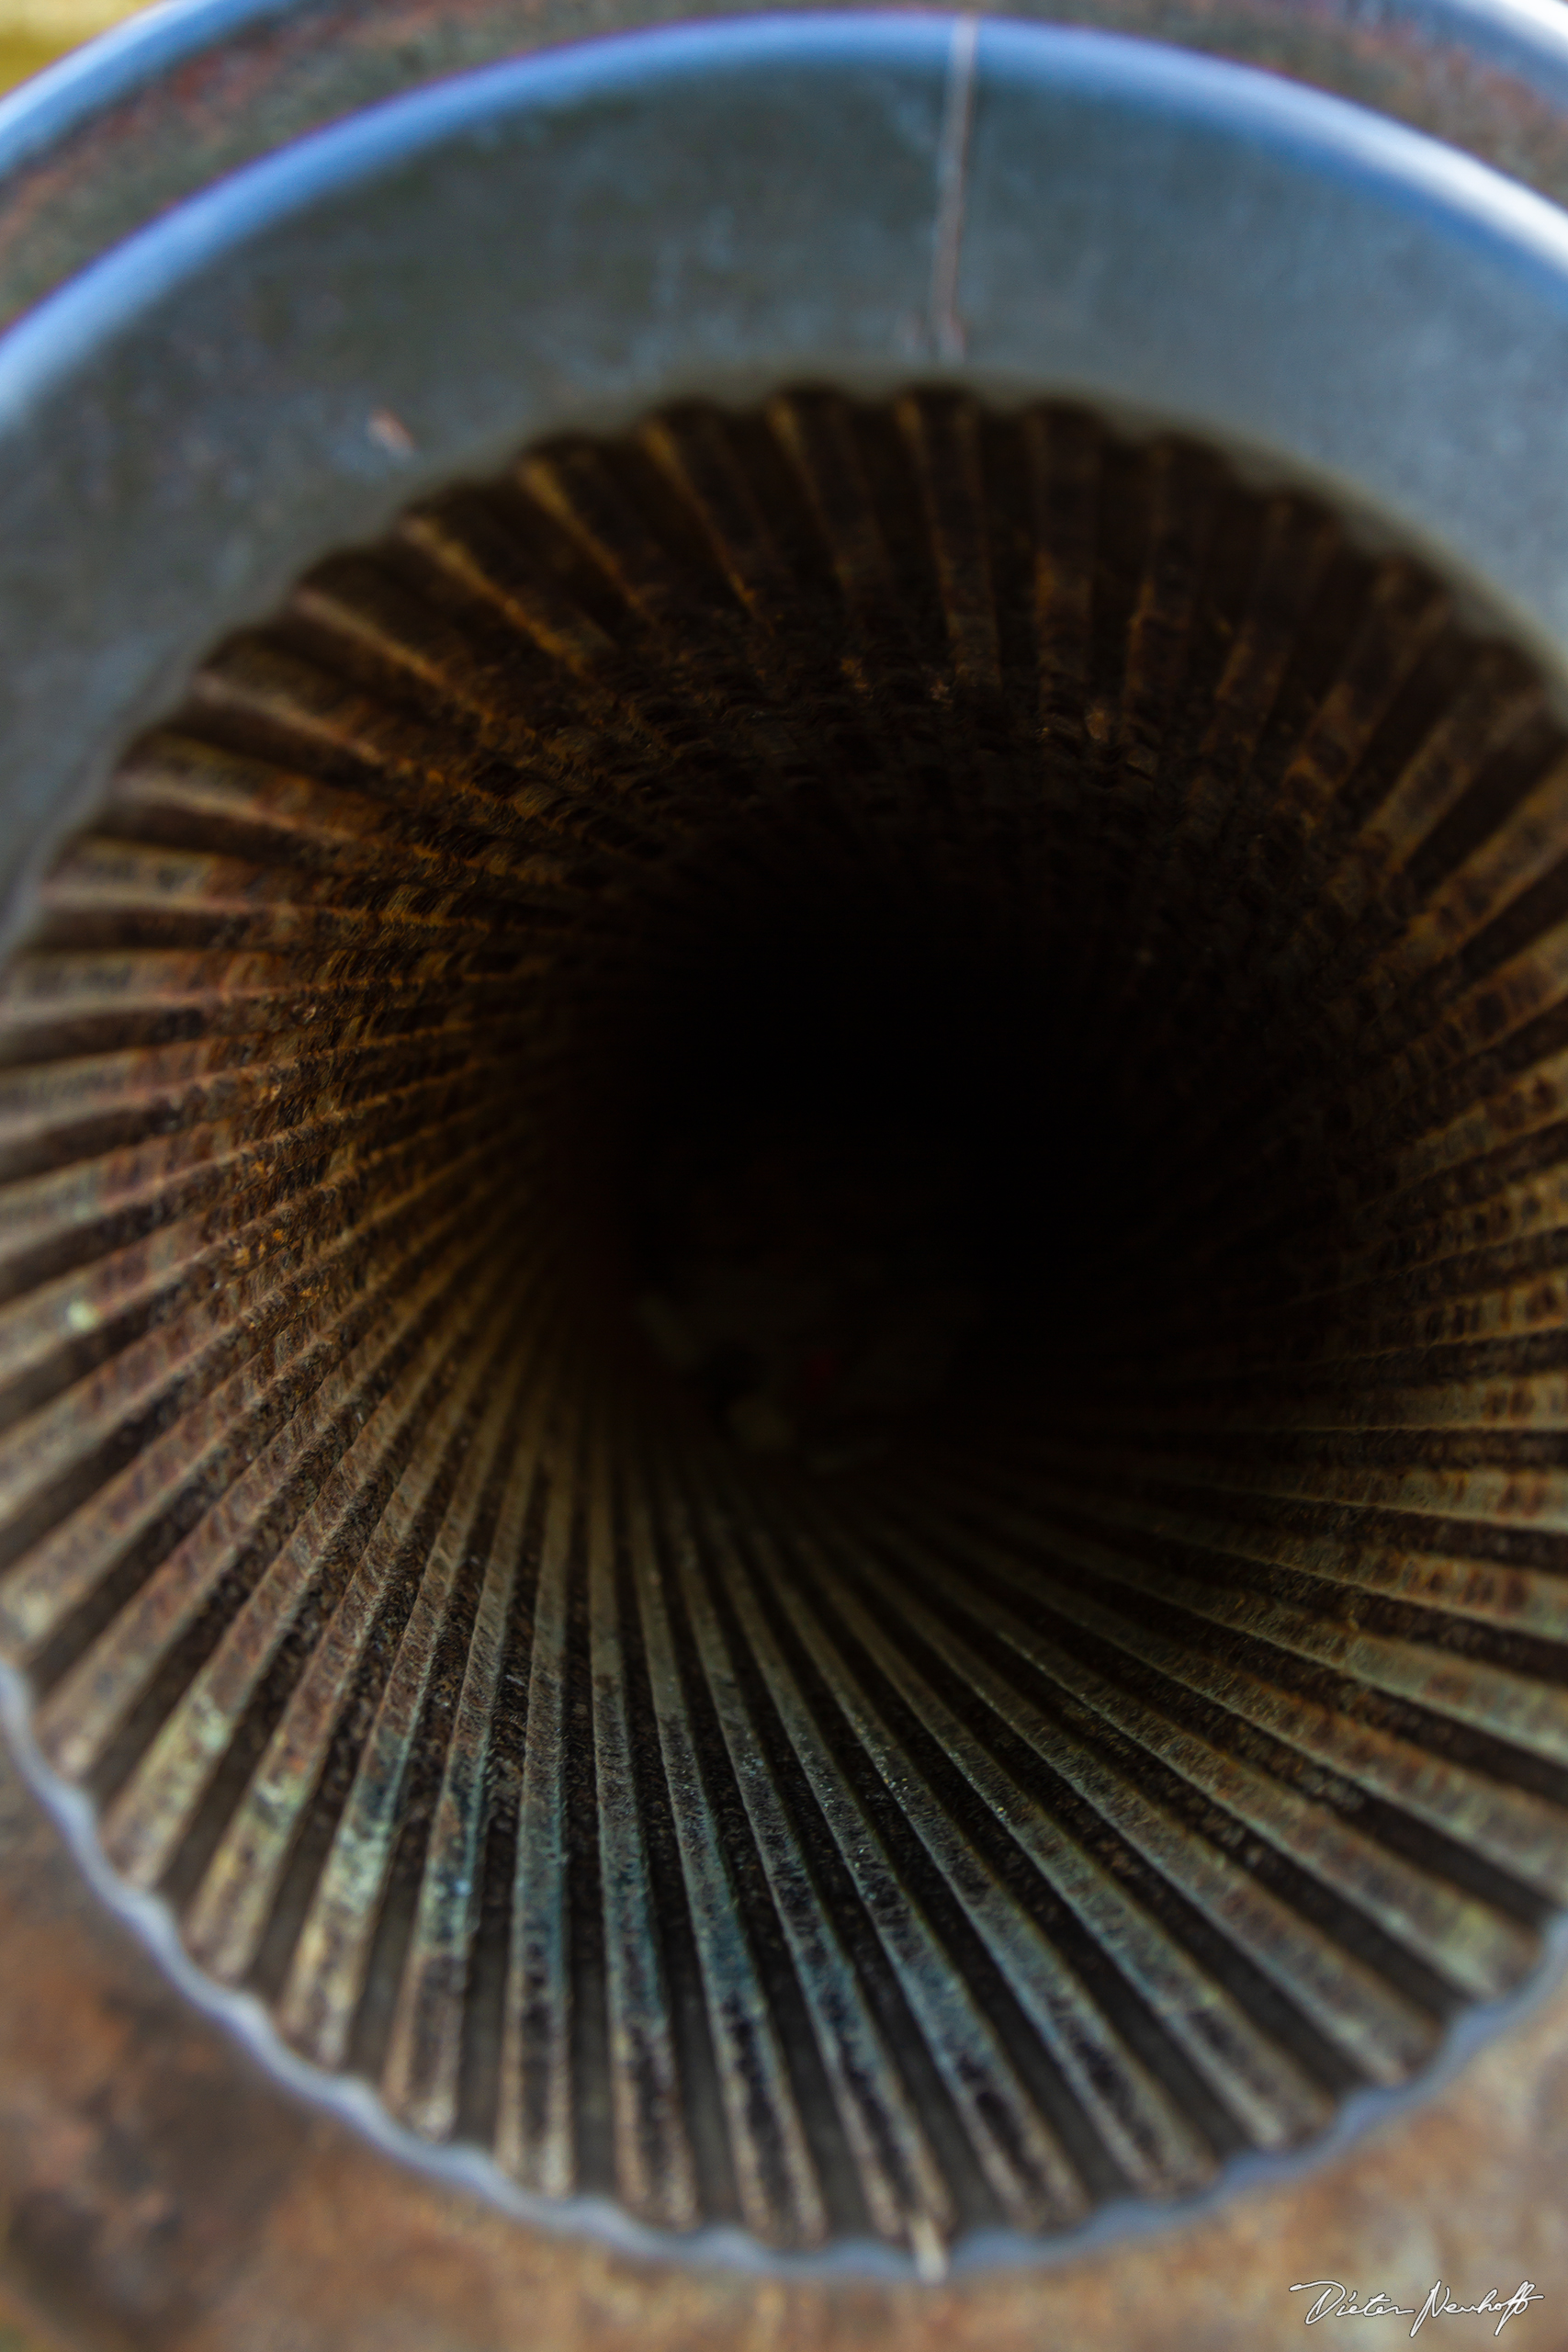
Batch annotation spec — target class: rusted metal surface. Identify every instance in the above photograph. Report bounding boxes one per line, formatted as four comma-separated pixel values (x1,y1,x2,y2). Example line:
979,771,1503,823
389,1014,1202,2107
7,0,1568,342
4,391,1568,2306
6,1692,1568,2350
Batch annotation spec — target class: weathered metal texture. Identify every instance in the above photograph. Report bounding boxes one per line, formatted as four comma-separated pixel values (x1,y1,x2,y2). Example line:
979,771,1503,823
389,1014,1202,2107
4,391,1568,2291
6,1724,1568,2352
11,0,1568,341
5,4,1568,2346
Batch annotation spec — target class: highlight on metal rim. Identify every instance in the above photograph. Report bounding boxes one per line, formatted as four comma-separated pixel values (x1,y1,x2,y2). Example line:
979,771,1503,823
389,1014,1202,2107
2,386,1568,2272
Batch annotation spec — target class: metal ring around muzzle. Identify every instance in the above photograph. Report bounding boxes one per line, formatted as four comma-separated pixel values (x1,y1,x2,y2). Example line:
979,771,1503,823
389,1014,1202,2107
6,6,1568,2300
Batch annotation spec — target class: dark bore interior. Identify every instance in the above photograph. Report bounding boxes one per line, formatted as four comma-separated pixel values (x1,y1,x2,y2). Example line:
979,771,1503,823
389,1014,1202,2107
614,821,1117,1464
4,390,1568,2270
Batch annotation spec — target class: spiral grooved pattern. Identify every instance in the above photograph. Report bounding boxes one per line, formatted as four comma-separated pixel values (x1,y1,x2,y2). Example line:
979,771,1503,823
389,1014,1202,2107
3,390,1568,2267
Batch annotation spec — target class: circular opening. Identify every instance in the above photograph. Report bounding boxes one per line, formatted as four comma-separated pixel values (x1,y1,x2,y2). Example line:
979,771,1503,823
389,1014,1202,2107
3,388,1568,2269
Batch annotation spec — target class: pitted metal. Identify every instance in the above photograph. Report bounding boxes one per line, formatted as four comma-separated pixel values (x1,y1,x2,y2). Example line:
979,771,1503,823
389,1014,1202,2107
5,6,1568,2348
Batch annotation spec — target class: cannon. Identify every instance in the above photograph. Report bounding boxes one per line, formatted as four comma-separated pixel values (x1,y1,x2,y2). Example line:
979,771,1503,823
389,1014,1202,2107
4,0,1568,2344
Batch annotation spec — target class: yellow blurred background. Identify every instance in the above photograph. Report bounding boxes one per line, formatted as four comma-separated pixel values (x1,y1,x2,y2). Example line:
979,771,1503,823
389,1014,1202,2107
0,0,152,96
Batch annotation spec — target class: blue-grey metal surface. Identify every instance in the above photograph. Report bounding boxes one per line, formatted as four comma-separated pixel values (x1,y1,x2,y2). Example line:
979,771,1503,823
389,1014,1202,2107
9,7,1568,2286
6,15,1568,951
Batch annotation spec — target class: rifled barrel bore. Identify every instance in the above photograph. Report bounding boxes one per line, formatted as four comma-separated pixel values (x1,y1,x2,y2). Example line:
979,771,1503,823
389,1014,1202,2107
2,390,1567,2267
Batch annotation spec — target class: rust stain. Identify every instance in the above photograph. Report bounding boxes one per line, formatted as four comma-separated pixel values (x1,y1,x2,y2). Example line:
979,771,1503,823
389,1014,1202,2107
5,386,1568,2338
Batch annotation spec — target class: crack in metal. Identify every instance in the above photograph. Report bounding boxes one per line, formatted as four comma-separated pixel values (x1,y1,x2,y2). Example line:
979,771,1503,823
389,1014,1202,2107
931,12,979,363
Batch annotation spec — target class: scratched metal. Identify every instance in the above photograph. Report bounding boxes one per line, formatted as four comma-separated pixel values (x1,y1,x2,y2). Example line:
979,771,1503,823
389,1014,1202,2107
3,391,1568,2267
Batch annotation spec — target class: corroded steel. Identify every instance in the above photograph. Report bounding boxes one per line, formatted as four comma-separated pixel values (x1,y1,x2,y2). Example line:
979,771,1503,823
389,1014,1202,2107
4,392,1568,2284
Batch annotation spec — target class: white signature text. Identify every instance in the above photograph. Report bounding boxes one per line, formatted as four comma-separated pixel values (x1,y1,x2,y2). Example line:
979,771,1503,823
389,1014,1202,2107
1292,2282,1543,2337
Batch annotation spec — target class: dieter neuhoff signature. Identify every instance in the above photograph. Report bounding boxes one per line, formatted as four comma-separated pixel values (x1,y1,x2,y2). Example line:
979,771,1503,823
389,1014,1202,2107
1292,2281,1544,2335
